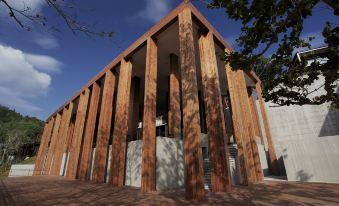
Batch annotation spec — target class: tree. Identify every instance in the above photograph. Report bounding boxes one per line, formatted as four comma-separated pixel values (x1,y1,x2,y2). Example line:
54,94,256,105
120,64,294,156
207,0,339,108
1,0,113,37
0,106,44,164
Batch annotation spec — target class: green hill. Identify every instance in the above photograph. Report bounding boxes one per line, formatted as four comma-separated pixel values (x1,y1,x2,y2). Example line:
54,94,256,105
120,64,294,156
0,105,44,165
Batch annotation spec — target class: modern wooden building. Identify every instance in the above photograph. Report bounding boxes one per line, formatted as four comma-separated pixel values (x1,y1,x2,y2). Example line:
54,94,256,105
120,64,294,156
34,1,279,200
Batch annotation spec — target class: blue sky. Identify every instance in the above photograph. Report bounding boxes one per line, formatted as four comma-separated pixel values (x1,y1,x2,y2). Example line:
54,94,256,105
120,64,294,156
0,0,337,120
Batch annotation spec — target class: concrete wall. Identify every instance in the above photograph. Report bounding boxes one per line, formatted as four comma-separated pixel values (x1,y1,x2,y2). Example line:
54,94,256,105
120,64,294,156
260,100,339,183
9,164,35,177
124,137,184,190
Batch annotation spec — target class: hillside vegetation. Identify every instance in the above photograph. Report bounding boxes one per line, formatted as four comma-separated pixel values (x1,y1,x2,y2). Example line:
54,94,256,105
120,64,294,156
0,105,44,165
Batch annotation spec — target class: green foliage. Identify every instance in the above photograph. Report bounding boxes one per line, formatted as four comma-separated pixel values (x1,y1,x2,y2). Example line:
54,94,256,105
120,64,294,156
208,0,339,108
0,105,44,161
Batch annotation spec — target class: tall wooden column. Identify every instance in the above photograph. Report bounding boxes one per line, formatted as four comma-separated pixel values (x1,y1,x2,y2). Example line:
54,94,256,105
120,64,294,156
50,103,74,176
78,82,101,181
128,77,141,137
66,89,90,179
33,120,53,176
110,59,133,186
238,72,262,182
49,108,68,175
198,31,232,192
256,82,280,176
92,71,116,183
225,54,251,185
168,54,182,138
234,71,257,183
179,8,205,200
141,37,157,192
43,112,62,175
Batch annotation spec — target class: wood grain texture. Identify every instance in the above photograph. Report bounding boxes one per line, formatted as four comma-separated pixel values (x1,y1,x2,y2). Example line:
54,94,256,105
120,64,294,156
49,108,69,176
198,31,232,192
43,113,62,175
224,53,251,185
141,38,157,192
234,71,257,183
33,120,52,176
168,54,182,139
128,77,141,137
51,102,74,176
179,8,205,200
256,82,280,176
92,70,116,183
248,88,262,141
78,83,101,181
238,73,263,182
66,89,90,179
110,59,133,186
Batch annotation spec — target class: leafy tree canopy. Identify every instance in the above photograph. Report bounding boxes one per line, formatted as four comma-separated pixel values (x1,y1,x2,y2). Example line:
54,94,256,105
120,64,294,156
0,105,44,159
207,0,339,108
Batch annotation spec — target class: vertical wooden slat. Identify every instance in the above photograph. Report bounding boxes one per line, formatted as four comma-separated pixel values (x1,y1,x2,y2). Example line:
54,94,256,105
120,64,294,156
224,51,251,185
234,71,257,183
110,59,133,186
198,31,232,192
92,71,116,183
33,120,52,176
168,54,182,138
78,82,101,181
179,7,205,200
43,113,62,175
256,82,280,176
128,77,141,137
50,103,74,176
238,72,262,182
66,88,90,179
141,37,158,192
49,109,68,175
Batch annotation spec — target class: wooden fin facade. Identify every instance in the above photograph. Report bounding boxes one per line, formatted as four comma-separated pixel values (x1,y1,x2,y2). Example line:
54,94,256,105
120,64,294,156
35,1,278,200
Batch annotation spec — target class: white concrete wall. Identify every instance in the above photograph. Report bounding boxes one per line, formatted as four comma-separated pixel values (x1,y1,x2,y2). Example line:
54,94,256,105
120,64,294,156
9,164,35,177
156,137,184,190
124,137,184,190
261,100,339,183
125,140,142,187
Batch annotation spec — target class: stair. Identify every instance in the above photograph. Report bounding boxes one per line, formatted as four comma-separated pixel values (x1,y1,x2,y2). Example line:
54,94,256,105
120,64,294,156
203,159,211,190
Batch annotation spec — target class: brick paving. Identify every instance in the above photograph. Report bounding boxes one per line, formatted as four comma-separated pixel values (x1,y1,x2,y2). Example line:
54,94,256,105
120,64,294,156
1,176,339,205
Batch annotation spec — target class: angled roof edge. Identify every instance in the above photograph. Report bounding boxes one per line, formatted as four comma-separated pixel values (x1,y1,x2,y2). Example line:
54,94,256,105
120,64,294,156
47,1,259,121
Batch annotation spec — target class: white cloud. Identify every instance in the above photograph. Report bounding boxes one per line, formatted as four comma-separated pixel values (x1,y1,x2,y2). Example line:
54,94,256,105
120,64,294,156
0,44,61,112
137,0,171,23
1,0,45,12
25,53,62,73
33,36,59,50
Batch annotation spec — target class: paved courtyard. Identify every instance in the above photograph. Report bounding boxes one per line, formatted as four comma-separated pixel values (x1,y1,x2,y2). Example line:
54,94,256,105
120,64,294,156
1,176,339,205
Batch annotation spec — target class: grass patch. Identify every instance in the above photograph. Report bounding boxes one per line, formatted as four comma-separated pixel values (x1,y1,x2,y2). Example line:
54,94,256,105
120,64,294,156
0,164,10,179
20,156,36,164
